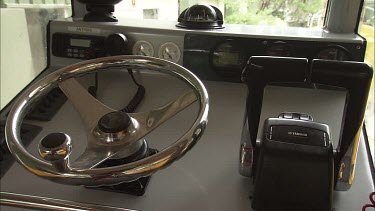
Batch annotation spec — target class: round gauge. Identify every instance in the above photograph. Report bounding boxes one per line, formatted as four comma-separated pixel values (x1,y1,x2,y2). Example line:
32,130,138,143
158,42,181,63
314,46,350,61
266,41,292,57
132,41,154,56
211,41,244,72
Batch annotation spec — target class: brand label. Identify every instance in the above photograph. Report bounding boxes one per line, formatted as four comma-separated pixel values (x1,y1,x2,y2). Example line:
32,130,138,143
287,131,308,137
68,26,101,34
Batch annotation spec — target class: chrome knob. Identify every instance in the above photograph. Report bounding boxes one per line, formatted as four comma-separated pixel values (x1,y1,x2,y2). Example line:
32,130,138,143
38,133,72,172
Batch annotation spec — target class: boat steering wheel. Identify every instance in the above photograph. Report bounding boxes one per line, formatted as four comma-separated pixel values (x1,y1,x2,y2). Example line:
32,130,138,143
5,56,209,186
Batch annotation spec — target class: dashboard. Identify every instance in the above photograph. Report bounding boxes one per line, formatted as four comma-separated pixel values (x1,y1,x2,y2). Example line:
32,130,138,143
50,19,366,83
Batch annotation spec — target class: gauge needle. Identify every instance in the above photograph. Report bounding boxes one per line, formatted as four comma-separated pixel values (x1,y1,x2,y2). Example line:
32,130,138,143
165,48,173,60
140,46,147,56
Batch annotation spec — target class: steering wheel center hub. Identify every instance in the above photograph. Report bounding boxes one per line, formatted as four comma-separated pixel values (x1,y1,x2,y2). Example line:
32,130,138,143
98,111,131,133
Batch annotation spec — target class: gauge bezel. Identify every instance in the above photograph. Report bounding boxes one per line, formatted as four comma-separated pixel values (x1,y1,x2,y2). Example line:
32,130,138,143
158,42,181,63
312,44,352,61
265,41,294,57
132,40,155,57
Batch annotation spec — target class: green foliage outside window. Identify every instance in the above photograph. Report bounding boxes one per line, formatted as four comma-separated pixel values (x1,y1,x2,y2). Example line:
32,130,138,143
219,0,327,27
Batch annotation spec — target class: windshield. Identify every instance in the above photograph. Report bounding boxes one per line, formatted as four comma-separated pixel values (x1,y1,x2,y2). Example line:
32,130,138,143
116,0,328,28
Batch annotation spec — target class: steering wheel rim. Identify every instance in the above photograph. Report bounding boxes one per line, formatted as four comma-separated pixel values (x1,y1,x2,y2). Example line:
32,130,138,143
5,55,209,186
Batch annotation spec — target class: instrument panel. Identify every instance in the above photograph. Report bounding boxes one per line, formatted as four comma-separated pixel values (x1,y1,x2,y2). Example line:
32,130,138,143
50,21,365,83
183,34,365,82
52,32,183,63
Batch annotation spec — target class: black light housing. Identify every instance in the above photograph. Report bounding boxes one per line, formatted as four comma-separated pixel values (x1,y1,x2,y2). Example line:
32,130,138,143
177,4,224,29
77,0,122,22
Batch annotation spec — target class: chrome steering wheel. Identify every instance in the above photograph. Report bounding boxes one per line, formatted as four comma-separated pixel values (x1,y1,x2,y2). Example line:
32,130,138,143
5,55,209,186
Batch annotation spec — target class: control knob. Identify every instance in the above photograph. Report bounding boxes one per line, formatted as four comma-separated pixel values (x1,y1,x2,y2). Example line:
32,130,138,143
106,33,128,56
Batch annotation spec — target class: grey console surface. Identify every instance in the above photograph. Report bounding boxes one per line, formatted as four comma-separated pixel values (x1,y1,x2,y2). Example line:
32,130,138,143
1,71,373,210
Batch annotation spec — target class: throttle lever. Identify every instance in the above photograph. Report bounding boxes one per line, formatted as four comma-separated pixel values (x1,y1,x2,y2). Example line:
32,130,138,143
239,56,308,177
311,59,373,190
241,56,308,147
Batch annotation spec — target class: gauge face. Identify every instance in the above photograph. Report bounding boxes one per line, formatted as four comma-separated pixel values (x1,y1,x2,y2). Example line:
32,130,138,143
132,41,154,56
158,42,181,63
266,41,292,57
212,42,243,70
315,47,350,61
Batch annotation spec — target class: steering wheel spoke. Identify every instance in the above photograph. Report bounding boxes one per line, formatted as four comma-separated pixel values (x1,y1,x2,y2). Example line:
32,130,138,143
59,78,115,131
129,90,197,140
70,145,112,170
70,133,145,169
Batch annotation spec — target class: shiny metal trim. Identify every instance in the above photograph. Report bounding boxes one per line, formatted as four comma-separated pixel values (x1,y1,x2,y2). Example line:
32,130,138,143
335,127,362,191
59,78,116,132
38,133,72,172
0,192,135,211
5,55,209,186
239,115,253,177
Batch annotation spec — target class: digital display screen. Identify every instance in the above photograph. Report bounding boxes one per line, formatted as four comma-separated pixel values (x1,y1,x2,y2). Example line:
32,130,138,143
212,42,243,70
213,51,240,67
70,39,91,47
